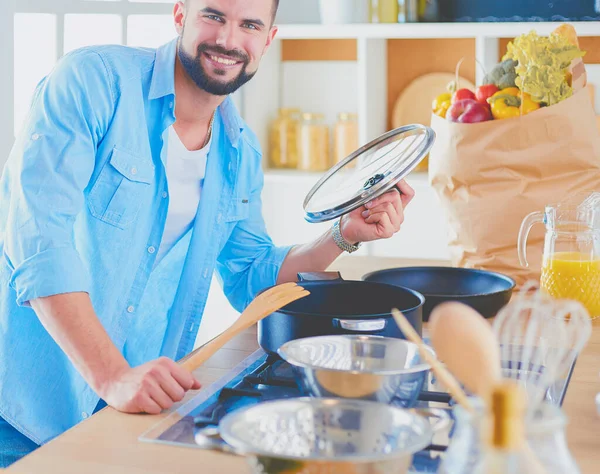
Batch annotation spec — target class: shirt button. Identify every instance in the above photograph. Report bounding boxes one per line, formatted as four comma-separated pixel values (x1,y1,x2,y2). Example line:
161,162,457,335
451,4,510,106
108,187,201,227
31,133,40,141
130,167,137,175
148,246,156,254
127,306,135,314
162,191,168,199
82,412,89,419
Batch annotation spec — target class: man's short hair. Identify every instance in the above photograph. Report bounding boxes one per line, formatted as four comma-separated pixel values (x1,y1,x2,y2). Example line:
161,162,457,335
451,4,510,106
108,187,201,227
184,0,280,20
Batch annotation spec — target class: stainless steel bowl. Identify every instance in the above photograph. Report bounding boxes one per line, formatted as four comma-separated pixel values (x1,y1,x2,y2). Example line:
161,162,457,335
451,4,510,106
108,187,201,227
277,335,433,406
195,397,447,474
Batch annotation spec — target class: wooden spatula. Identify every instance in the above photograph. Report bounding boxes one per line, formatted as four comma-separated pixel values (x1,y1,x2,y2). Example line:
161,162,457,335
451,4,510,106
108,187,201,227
180,282,310,372
428,302,501,400
391,308,474,412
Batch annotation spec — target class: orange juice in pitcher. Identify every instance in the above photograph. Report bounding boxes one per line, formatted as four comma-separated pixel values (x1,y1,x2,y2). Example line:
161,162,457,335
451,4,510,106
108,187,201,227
540,252,600,317
519,194,600,319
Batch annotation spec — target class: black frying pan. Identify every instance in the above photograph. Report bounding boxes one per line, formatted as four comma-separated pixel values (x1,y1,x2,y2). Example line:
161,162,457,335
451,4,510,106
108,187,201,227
362,266,516,322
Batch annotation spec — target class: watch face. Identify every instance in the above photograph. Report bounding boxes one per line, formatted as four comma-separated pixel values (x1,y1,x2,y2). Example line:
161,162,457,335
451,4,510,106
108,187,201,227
303,124,435,223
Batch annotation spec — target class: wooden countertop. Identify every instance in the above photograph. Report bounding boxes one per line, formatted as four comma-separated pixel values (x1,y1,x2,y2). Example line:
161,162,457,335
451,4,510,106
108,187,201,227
6,256,600,473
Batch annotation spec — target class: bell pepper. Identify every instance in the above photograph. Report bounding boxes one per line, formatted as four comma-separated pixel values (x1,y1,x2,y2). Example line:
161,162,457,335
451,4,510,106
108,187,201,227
487,87,540,120
432,92,452,118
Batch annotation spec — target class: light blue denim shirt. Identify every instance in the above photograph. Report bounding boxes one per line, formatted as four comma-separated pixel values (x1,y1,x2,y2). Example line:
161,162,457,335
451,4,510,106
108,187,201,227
0,38,291,445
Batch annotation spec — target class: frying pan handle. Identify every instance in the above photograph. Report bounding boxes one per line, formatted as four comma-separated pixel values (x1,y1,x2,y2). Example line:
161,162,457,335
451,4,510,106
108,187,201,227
297,272,343,282
334,319,387,332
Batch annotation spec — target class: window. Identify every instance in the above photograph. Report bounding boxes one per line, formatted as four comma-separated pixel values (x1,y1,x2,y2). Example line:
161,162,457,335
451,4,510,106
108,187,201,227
14,14,57,137
128,15,176,48
64,14,122,54
7,0,174,152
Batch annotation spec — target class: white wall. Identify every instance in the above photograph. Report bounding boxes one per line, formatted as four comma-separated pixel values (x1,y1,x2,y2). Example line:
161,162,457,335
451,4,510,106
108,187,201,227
276,0,321,24
0,1,15,170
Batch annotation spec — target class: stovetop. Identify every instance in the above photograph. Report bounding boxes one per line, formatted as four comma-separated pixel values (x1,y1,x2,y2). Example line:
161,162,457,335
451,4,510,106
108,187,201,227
140,349,455,473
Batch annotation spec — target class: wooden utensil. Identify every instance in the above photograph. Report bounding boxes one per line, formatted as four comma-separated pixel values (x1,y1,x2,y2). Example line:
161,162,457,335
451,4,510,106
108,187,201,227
180,282,310,372
391,72,476,130
428,301,501,400
391,308,473,412
428,302,548,473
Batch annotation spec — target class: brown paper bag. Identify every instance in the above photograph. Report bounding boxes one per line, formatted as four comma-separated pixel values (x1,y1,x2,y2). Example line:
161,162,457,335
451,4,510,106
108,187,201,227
428,87,600,287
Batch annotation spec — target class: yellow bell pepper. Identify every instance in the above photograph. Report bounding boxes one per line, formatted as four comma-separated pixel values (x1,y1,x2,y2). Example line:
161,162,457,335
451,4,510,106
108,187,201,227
487,87,540,120
432,93,452,118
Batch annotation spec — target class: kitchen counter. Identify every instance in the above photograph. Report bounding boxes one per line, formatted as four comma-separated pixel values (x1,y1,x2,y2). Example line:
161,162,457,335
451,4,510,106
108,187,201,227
6,256,600,473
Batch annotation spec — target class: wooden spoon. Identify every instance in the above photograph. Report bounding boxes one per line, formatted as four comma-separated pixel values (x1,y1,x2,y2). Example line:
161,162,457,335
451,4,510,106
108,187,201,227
391,308,473,412
180,282,310,372
428,302,547,473
428,301,501,400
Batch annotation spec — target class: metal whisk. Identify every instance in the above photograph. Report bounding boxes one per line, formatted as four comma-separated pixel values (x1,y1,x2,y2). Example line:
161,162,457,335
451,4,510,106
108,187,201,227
492,281,592,417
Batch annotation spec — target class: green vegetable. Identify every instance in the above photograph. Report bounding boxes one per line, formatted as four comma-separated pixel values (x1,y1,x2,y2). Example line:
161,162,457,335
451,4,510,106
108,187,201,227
483,59,518,89
497,71,517,90
502,30,586,105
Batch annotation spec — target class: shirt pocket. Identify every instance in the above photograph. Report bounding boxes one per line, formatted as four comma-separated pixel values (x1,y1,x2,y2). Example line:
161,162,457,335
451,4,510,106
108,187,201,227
87,147,154,229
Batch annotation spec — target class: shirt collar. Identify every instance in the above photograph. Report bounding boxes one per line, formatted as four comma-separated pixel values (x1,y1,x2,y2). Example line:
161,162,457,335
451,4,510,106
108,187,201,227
150,38,246,144
218,96,245,144
149,38,178,101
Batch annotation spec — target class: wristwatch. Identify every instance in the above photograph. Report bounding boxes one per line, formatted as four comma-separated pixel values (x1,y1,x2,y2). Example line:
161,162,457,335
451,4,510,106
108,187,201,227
332,218,361,253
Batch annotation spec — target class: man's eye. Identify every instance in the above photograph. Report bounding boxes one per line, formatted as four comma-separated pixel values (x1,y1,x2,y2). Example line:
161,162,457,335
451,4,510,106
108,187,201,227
206,15,224,22
242,23,258,30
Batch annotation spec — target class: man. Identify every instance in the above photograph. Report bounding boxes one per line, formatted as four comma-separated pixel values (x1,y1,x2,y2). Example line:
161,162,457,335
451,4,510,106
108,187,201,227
0,0,414,466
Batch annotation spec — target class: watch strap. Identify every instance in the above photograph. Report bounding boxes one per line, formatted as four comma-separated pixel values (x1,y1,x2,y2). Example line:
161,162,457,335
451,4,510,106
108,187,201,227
332,219,361,253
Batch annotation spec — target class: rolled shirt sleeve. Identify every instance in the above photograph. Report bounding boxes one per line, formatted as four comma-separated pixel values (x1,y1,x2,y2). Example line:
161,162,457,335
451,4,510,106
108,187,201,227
3,49,115,305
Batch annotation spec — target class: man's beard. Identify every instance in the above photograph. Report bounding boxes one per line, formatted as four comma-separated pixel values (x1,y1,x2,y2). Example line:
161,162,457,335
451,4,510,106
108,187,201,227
178,41,256,96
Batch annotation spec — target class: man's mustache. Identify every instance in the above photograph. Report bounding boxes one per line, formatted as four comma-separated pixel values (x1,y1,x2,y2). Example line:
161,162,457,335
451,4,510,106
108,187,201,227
197,44,249,63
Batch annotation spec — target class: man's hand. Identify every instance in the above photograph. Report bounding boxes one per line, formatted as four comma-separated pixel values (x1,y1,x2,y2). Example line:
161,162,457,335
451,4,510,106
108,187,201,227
100,357,202,415
340,179,415,244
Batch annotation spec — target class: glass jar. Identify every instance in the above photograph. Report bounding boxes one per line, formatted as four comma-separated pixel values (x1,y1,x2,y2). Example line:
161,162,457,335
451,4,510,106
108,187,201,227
297,113,330,172
268,108,300,169
439,398,484,474
368,0,379,22
378,0,399,23
440,399,580,474
333,113,359,165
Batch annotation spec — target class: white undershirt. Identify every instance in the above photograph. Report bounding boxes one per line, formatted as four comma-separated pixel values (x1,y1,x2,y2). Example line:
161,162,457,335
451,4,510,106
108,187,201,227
155,126,211,265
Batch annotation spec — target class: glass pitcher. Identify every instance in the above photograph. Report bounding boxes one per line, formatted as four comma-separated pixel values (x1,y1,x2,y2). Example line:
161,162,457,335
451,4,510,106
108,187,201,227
518,194,600,319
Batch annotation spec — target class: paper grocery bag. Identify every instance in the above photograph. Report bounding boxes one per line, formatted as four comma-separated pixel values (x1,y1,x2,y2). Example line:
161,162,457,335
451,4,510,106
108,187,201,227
428,87,600,287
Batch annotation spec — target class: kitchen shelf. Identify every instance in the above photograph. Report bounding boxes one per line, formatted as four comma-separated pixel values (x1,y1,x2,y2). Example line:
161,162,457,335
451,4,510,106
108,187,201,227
248,21,600,262
276,21,600,40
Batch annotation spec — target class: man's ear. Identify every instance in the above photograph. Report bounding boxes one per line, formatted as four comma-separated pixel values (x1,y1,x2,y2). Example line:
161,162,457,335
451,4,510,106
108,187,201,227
173,1,186,36
263,26,279,56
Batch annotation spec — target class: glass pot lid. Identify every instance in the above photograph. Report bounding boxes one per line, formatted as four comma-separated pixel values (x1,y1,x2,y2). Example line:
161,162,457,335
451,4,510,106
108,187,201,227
303,124,436,223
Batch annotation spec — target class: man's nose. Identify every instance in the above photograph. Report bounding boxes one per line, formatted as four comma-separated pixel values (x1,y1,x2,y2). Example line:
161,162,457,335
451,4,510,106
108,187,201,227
215,22,237,51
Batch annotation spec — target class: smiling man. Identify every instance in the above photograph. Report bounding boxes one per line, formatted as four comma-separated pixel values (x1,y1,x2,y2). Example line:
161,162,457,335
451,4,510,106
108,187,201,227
0,0,414,467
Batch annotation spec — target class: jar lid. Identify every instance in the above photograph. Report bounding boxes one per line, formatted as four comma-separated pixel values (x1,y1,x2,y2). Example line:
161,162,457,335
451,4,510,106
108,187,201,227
338,112,358,121
301,112,325,120
303,124,435,223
